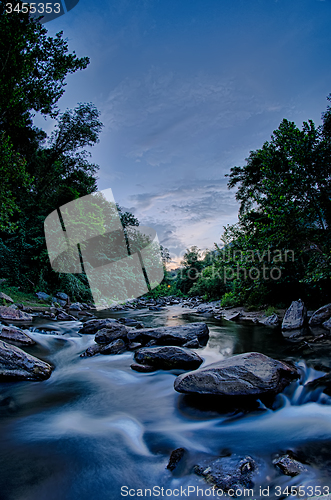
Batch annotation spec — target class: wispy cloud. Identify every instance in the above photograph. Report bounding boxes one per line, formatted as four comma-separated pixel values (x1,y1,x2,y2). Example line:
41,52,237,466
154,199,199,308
128,179,239,259
101,68,283,170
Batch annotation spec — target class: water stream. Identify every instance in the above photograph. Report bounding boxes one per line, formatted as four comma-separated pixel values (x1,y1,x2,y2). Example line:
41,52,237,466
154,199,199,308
0,306,331,500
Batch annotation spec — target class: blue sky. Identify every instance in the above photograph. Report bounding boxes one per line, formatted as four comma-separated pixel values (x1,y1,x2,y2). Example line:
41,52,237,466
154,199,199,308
37,0,331,265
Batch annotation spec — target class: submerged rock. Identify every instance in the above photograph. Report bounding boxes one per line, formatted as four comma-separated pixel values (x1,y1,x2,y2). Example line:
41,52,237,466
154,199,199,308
0,325,35,345
174,352,298,397
194,454,258,494
0,340,52,380
282,299,306,331
0,306,33,322
309,303,331,327
130,363,157,373
127,323,209,347
134,346,203,370
305,373,331,396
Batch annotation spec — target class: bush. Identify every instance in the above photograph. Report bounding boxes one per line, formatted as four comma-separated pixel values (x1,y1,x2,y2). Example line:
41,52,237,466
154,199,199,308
220,291,239,308
188,265,226,300
264,305,278,316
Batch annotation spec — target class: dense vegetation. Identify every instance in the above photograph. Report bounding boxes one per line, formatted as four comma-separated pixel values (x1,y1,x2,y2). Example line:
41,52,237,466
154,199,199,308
0,3,142,301
1,2,330,308
161,105,331,308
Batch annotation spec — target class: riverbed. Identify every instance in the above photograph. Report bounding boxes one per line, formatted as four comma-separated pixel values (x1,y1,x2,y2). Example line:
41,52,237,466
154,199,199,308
0,305,330,500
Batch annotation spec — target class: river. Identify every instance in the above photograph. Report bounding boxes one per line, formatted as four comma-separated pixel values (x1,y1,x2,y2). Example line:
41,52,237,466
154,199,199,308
0,305,330,500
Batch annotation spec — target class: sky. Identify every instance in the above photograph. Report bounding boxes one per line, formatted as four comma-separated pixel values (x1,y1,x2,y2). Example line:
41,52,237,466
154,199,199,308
35,0,331,266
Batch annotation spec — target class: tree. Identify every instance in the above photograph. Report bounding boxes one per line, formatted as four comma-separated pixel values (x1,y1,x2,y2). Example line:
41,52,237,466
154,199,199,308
0,133,31,230
227,118,329,236
0,1,91,232
176,246,205,294
224,103,331,305
0,1,89,153
26,103,103,212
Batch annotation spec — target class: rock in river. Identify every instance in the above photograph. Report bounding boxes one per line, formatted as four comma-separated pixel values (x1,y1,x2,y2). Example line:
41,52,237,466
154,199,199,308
273,454,308,477
127,323,209,346
0,325,35,345
0,340,52,380
95,325,129,344
0,306,33,322
100,339,126,354
309,303,331,327
194,454,258,493
282,299,306,331
174,352,298,397
134,346,203,370
259,313,279,327
130,363,157,373
78,318,119,335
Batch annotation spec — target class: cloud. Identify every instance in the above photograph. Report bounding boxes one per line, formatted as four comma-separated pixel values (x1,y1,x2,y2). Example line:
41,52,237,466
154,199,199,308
101,68,283,169
127,178,239,260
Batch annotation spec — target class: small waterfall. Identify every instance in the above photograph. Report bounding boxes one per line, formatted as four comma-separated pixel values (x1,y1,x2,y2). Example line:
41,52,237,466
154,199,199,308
282,360,331,406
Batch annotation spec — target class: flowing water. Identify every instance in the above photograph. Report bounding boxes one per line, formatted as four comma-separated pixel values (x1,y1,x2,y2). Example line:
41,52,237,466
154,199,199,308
0,306,331,500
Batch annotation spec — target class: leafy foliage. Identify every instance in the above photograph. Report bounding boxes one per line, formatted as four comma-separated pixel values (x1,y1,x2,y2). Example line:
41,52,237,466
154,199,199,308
0,134,31,230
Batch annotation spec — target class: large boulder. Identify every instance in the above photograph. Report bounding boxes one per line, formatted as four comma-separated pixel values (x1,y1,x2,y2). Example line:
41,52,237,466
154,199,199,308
134,346,203,370
309,303,331,327
282,299,307,331
78,318,119,335
0,325,35,345
127,323,209,346
194,454,258,493
0,306,33,322
0,340,52,380
174,352,298,397
95,324,129,344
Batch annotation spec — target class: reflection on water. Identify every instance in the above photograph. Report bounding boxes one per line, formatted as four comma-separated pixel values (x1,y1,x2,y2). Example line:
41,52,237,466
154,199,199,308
1,306,331,499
